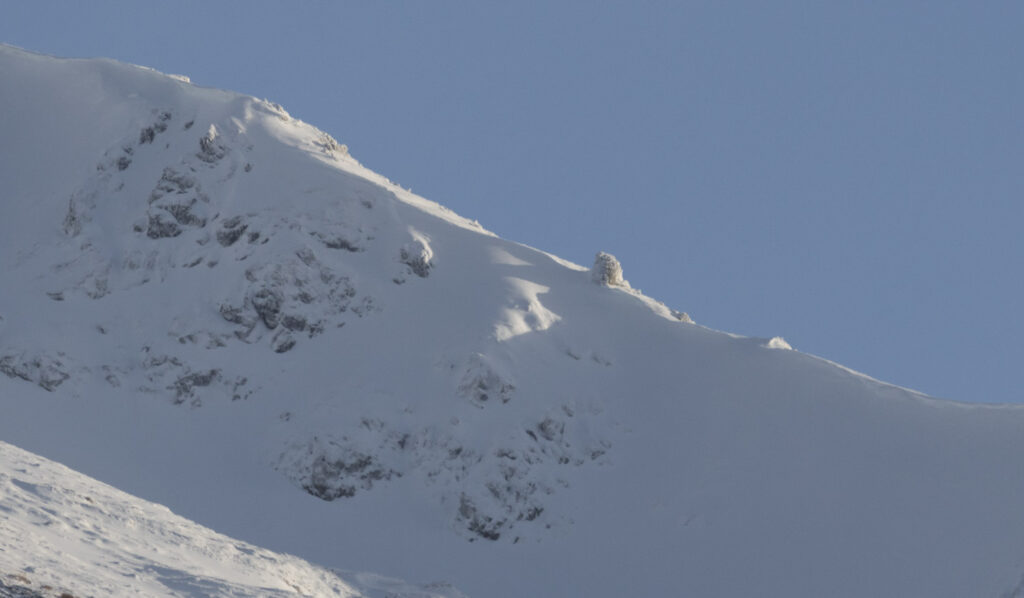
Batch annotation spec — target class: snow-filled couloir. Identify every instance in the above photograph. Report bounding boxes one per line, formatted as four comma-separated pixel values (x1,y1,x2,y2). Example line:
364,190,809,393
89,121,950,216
3,44,1024,598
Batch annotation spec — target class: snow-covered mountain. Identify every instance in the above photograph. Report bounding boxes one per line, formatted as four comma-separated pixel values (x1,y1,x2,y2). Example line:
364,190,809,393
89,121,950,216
4,44,1024,597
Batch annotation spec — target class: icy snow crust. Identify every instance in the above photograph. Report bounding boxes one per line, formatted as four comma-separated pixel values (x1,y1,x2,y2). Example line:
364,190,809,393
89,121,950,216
4,44,1024,597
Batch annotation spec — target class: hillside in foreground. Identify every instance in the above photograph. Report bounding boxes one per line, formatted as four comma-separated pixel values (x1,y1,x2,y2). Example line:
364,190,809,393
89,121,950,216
0,441,464,598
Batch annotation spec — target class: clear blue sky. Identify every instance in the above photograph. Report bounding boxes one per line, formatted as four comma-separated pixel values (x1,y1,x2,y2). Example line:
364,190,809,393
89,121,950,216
4,2,1023,403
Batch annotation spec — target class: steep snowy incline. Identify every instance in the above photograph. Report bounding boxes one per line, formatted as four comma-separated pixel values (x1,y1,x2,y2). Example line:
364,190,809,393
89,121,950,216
4,44,1024,598
0,440,466,598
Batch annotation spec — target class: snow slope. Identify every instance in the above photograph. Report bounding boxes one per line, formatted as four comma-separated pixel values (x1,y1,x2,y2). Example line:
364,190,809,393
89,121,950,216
0,441,465,598
3,44,1024,597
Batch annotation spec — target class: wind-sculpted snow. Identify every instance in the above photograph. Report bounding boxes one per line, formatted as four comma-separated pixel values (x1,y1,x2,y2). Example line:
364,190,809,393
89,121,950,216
5,43,1024,598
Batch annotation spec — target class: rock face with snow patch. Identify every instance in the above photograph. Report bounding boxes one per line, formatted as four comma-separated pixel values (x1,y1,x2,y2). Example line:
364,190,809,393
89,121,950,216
0,352,70,392
276,395,611,541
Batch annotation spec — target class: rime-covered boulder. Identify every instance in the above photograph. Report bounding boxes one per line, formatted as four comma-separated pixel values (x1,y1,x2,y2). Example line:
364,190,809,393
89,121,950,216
591,251,627,287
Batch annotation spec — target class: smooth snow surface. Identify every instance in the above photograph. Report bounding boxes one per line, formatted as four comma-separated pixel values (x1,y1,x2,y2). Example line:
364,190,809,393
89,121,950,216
4,44,1024,597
